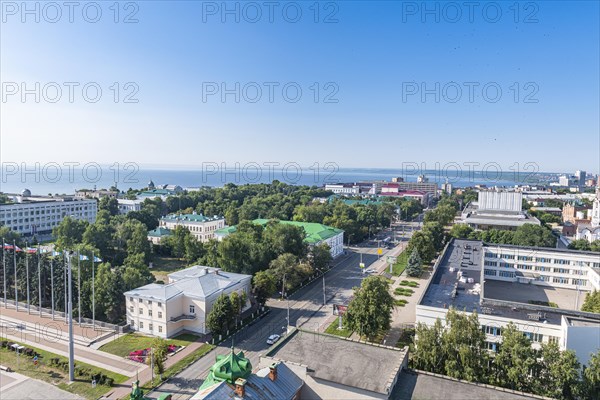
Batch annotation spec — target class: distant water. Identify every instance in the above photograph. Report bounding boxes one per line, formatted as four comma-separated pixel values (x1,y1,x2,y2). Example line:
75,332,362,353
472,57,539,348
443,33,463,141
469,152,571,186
0,165,561,196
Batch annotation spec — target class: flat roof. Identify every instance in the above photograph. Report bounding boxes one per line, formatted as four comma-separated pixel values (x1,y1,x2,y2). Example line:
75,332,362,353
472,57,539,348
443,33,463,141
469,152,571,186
420,239,483,312
268,330,406,396
484,280,587,312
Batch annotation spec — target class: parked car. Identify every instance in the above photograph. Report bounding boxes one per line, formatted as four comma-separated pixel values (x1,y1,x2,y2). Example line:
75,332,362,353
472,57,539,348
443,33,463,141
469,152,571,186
266,334,281,345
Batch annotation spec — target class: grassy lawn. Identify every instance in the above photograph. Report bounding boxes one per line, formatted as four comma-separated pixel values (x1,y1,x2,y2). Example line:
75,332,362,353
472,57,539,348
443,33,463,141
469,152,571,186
391,250,409,276
140,343,215,391
324,318,353,338
0,338,127,400
99,333,200,358
149,256,186,282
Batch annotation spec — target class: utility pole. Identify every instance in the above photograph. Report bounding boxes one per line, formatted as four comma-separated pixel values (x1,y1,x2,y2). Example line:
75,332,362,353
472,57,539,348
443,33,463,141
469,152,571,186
286,298,290,333
2,238,6,308
64,253,67,323
67,251,75,383
26,245,30,314
92,252,96,329
322,275,326,305
50,258,54,320
78,251,81,326
38,246,42,317
14,240,18,312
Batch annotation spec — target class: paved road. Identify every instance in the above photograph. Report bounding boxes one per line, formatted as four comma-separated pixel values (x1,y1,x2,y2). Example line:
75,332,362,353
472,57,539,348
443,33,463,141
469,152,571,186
146,219,423,400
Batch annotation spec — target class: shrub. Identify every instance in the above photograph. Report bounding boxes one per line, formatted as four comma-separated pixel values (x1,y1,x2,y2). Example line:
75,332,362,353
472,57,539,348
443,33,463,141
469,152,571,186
1,340,8,348
103,376,114,387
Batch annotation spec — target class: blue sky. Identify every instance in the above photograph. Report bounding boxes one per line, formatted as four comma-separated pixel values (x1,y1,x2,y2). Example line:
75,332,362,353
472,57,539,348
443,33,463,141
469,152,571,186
1,1,599,174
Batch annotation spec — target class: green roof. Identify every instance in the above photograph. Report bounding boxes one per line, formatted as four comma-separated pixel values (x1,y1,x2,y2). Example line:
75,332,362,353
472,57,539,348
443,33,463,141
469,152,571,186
147,227,172,237
199,349,252,390
216,219,344,244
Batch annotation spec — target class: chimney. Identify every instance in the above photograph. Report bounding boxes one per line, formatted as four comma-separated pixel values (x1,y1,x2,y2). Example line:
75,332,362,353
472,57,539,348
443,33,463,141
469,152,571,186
234,378,246,397
269,362,278,381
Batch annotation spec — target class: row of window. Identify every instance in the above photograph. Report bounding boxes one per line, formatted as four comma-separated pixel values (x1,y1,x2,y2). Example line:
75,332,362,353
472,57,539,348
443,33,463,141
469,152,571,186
134,321,163,333
482,325,550,344
484,253,600,268
485,263,590,276
131,306,164,319
0,206,94,218
129,297,163,307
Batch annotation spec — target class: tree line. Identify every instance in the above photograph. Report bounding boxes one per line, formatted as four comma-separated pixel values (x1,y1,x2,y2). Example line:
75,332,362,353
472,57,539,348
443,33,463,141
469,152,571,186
413,309,599,399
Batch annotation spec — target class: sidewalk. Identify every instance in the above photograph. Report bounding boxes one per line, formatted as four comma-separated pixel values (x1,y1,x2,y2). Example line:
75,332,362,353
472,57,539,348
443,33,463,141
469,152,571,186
103,338,210,399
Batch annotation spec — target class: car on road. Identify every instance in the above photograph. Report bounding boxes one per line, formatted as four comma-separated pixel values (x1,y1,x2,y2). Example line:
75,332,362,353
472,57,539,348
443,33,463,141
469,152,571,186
364,268,376,274
266,334,281,345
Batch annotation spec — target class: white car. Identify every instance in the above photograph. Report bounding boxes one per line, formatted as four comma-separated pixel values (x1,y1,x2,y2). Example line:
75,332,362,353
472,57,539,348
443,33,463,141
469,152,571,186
266,334,281,345
364,268,376,274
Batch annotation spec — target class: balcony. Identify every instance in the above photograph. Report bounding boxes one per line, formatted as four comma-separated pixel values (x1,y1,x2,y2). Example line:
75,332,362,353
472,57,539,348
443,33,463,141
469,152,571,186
169,314,196,322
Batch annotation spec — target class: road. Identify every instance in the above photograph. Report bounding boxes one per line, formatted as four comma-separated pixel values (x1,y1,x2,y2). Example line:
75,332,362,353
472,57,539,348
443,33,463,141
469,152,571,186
146,219,422,400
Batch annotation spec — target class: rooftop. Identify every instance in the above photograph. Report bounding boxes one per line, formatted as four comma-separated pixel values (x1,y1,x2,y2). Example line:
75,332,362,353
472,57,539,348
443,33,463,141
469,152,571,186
124,266,251,301
268,329,407,396
215,219,344,244
162,213,224,223
147,227,172,237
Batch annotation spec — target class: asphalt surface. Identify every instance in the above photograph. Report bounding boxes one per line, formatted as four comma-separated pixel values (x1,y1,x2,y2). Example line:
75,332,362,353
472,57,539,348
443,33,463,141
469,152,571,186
146,220,421,400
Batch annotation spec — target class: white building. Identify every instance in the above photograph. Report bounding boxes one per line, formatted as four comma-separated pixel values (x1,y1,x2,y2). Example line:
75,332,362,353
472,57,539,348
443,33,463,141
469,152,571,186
416,239,600,366
124,266,252,338
117,199,144,215
159,212,226,242
576,186,600,243
324,183,360,195
0,193,97,236
460,190,540,230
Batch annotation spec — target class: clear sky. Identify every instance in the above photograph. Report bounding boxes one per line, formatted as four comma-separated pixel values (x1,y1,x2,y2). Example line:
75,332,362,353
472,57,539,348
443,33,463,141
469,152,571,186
1,1,599,174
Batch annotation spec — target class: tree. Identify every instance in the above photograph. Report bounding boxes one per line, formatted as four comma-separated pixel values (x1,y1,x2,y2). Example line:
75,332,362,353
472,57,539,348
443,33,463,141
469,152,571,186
413,319,446,373
54,217,88,249
536,341,580,399
268,253,313,294
441,309,488,382
492,322,537,392
407,231,436,262
310,243,332,272
422,222,444,251
344,276,394,341
94,263,125,323
253,270,276,305
581,290,600,313
406,248,422,277
449,224,473,239
149,337,168,377
581,351,600,400
206,294,234,336
99,197,119,216
512,224,556,248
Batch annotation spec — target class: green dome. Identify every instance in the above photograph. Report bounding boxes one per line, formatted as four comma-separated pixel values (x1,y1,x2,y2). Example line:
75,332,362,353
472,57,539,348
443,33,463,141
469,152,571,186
200,348,252,390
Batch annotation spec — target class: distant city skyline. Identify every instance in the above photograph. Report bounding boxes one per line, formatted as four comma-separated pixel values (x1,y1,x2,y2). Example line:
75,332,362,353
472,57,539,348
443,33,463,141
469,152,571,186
1,1,599,172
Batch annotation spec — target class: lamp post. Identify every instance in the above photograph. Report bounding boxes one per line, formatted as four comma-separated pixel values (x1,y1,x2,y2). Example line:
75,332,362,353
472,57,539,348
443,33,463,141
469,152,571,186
66,251,75,383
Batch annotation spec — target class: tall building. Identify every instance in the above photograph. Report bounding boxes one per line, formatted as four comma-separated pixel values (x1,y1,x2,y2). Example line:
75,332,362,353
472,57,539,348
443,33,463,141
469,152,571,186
158,212,226,242
0,192,97,236
460,190,540,230
575,170,587,188
576,185,600,242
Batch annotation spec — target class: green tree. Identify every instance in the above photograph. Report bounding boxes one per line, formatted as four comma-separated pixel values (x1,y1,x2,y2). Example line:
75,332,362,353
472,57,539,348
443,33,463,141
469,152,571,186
492,323,537,392
581,351,600,400
206,294,235,336
94,263,125,323
536,341,581,399
422,222,445,251
407,231,436,262
581,290,600,313
442,309,489,382
268,253,313,294
99,197,119,216
344,276,394,341
253,270,276,305
310,243,332,272
406,248,422,277
54,217,88,249
149,337,168,377
512,224,556,248
449,224,473,239
413,319,446,373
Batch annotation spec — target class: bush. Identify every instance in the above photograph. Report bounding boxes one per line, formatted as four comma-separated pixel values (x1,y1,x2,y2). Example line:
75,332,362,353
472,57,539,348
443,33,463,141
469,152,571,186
1,340,8,348
395,299,408,306
49,357,60,367
104,377,114,387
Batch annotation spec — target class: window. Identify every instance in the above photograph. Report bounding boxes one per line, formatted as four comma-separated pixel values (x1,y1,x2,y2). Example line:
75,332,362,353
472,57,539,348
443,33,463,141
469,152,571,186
554,268,570,274
548,336,559,344
499,271,515,278
140,322,144,329
130,297,134,302
148,300,152,306
484,269,497,276
553,277,568,284
189,305,195,314
149,323,153,331
158,326,163,333
572,278,586,286
518,255,533,261
129,306,134,312
139,308,143,315
535,266,549,272
158,311,162,318
148,310,153,317
484,260,497,267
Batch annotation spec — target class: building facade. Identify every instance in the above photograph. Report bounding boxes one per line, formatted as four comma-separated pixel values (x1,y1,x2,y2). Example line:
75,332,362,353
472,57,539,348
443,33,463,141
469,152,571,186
117,199,144,214
0,195,97,236
575,186,600,243
124,266,252,338
416,239,600,366
159,213,226,242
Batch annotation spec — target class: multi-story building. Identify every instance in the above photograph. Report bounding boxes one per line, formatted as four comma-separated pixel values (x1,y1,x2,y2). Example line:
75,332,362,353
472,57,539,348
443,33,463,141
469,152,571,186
562,203,591,225
117,199,144,215
324,183,360,195
416,239,600,366
158,212,226,242
460,191,540,230
215,219,345,258
380,184,428,205
393,181,439,199
576,186,600,243
124,265,252,338
0,192,97,236
75,189,118,199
